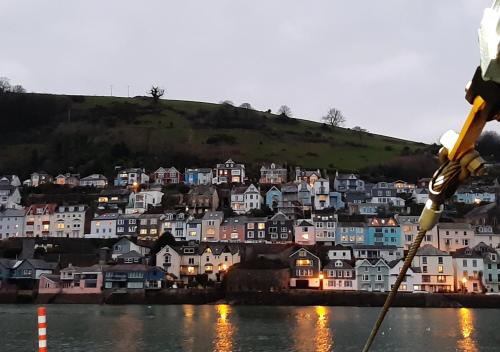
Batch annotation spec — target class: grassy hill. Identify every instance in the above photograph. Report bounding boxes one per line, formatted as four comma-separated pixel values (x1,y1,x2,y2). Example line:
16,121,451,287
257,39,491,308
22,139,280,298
0,93,429,179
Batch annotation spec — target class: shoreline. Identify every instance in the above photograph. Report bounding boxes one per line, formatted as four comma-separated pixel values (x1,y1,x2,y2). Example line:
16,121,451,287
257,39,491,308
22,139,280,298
2,289,500,308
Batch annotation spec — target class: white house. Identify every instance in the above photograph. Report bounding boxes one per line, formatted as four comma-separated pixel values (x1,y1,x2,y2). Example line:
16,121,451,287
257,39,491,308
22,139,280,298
327,245,352,261
79,174,108,188
53,205,87,238
230,184,261,214
431,223,475,252
156,244,181,279
388,259,422,292
0,208,25,240
185,219,202,242
412,188,429,205
352,244,403,262
412,244,453,293
89,213,119,238
126,190,164,214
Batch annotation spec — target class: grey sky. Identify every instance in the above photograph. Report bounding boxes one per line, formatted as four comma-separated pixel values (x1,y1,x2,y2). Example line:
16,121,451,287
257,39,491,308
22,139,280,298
1,0,499,143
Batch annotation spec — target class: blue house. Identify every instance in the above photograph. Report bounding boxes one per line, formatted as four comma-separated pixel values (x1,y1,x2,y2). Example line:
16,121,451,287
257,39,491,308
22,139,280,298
366,217,401,246
266,186,282,211
184,168,213,186
329,191,345,210
335,222,367,246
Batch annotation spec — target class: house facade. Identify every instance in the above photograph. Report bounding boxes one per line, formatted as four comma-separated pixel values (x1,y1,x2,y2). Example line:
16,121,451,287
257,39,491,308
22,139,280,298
201,211,224,242
114,168,149,187
355,258,390,292
412,245,453,293
24,204,57,237
89,213,119,238
289,248,321,289
366,217,402,247
214,159,245,184
334,172,365,192
151,167,182,185
312,212,337,244
186,186,219,214
294,220,316,246
54,205,87,238
323,259,356,291
313,178,330,210
79,174,108,188
0,208,25,239
230,184,261,214
266,212,293,243
184,168,213,185
259,163,287,184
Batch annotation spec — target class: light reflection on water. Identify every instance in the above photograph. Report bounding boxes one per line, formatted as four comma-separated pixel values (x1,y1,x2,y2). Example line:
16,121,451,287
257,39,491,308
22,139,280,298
214,304,234,352
457,308,478,352
315,306,333,352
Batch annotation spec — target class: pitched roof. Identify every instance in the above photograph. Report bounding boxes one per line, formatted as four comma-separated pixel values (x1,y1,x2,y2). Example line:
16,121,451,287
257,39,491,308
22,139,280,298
416,244,449,256
323,259,353,269
117,250,144,259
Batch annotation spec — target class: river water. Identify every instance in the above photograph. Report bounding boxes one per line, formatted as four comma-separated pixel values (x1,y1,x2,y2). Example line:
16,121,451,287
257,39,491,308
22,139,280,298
1,305,499,351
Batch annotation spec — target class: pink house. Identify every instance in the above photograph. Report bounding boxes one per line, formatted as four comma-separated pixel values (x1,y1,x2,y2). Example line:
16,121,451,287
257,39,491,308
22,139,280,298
38,264,106,294
294,220,316,245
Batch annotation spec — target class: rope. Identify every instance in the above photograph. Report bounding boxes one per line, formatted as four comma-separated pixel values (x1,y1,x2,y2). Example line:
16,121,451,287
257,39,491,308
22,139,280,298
361,228,427,352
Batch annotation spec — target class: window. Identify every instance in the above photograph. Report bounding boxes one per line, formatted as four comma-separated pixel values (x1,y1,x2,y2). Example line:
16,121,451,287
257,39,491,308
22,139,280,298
205,264,213,273
438,265,443,273
437,275,446,283
296,259,312,266
422,266,428,273
438,257,443,264
422,257,427,264
377,275,382,281
363,274,369,281
463,260,468,267
247,231,254,238
472,260,477,268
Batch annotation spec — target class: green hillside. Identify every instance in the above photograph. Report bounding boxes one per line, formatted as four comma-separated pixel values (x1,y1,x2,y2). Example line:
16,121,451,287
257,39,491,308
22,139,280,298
0,93,427,179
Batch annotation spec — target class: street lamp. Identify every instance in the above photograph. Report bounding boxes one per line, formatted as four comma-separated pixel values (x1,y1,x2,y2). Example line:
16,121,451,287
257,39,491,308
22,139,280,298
462,277,468,293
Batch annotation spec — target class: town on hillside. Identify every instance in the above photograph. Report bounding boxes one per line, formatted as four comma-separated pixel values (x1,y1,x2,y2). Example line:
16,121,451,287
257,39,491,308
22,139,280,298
1,158,500,297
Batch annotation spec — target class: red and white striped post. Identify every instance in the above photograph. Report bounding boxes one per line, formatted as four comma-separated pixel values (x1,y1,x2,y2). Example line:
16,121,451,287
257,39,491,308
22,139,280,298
37,306,48,352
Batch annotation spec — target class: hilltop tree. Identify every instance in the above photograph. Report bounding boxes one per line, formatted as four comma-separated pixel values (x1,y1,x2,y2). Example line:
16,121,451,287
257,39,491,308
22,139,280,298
0,77,11,93
149,86,165,103
11,85,26,93
239,102,253,109
322,108,345,127
278,105,292,117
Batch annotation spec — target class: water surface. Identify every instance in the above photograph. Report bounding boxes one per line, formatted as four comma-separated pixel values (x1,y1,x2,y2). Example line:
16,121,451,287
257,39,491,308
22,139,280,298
0,305,498,351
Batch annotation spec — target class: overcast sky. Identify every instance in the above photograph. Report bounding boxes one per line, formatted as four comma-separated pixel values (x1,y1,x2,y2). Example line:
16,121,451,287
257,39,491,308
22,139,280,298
1,0,499,143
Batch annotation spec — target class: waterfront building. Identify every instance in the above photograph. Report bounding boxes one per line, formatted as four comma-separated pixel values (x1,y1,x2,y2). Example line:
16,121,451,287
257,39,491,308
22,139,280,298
198,243,240,282
322,259,356,291
388,259,422,292
482,246,500,293
452,246,485,293
289,247,321,289
431,222,475,252
355,258,390,292
412,244,453,293
39,264,105,295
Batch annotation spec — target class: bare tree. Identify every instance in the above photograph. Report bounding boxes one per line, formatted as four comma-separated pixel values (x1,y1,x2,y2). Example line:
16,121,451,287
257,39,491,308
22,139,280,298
278,105,292,117
149,86,165,103
11,85,26,93
322,108,345,127
239,102,253,109
0,77,11,93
